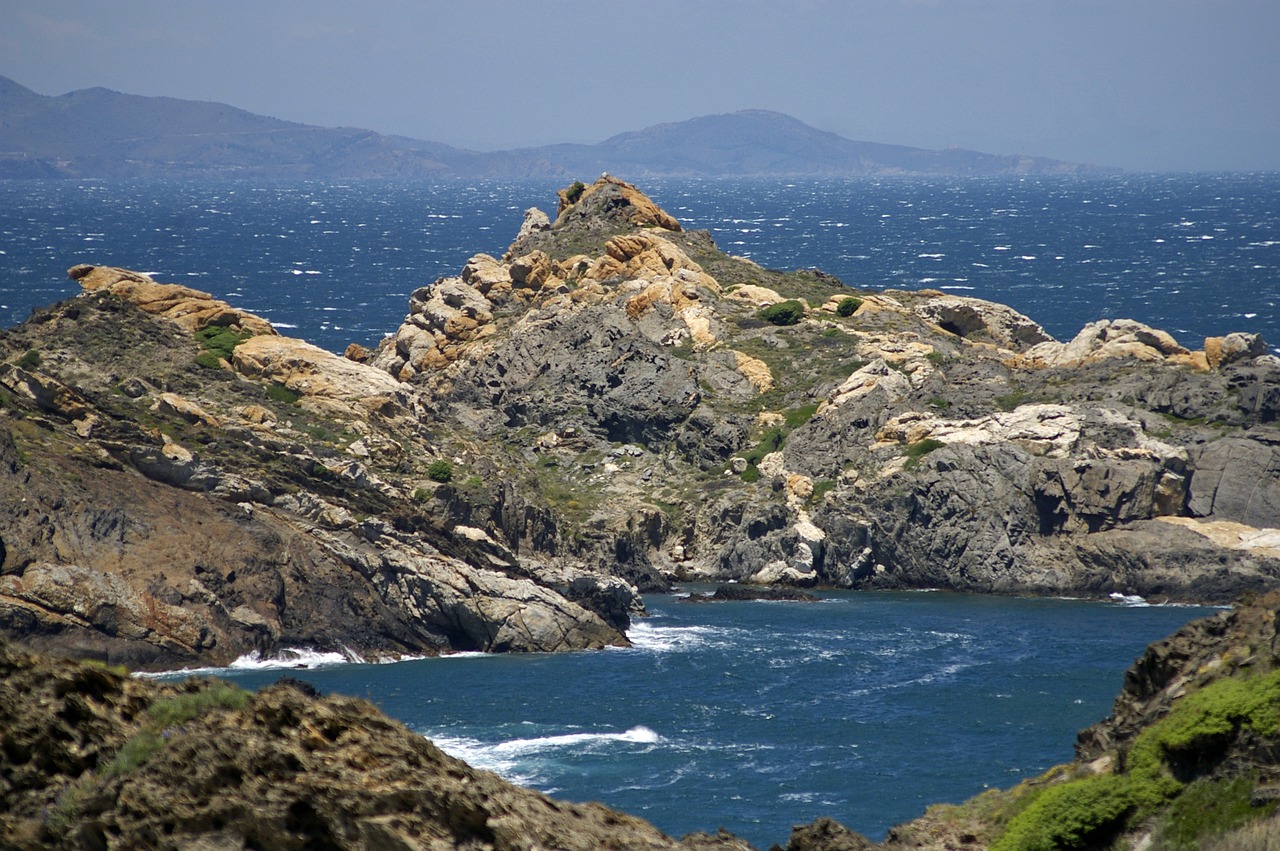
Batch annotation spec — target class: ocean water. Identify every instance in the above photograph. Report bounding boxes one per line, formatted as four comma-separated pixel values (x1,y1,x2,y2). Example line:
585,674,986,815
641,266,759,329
156,591,1212,848
0,176,1266,844
1,173,1278,354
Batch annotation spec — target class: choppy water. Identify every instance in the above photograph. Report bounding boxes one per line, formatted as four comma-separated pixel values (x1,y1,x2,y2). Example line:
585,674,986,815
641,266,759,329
1,175,1263,845
159,591,1212,847
1,173,1278,354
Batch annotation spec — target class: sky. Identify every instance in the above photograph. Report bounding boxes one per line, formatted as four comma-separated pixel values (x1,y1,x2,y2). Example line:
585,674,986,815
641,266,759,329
2,0,1278,172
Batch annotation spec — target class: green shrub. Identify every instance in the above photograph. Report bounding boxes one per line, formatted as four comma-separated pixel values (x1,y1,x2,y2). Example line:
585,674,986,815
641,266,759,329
835,296,862,317
904,438,945,468
194,325,252,363
991,774,1132,851
148,682,249,727
412,487,431,503
783,403,819,429
758,300,805,326
194,351,225,370
16,349,41,369
564,180,586,205
740,463,761,483
1149,775,1274,851
266,383,301,405
742,426,785,466
426,459,454,483
102,730,164,779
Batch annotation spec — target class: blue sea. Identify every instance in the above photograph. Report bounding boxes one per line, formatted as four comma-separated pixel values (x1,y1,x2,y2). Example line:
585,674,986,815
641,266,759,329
2,174,1274,845
160,592,1211,847
1,174,1278,354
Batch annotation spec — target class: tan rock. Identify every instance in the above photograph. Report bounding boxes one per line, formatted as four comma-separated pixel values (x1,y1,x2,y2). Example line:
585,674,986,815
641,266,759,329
725,284,785,306
232,335,409,421
732,350,774,393
556,175,683,231
1154,517,1280,559
914,294,1052,350
152,392,221,428
69,265,275,336
822,359,914,411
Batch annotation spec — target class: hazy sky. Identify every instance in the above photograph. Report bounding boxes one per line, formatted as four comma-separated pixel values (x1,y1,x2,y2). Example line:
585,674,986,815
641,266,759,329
3,0,1278,172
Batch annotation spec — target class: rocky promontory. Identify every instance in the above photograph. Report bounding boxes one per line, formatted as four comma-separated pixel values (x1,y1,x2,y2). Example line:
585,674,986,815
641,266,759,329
369,175,1280,604
2,175,1278,669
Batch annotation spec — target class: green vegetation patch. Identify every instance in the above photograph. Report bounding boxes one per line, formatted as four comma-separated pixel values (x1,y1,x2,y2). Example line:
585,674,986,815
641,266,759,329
835,296,862,317
266,383,301,405
426,459,454,483
16,348,41,369
1148,775,1277,851
148,681,250,727
992,669,1280,851
904,438,946,469
758,300,806,326
194,325,253,369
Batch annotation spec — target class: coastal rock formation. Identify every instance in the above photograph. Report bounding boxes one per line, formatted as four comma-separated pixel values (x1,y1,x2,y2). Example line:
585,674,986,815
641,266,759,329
3,175,1279,671
0,275,632,668
0,640,750,850
362,175,1280,605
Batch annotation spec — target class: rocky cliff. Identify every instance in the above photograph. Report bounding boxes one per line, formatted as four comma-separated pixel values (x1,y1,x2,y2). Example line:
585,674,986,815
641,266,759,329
0,267,634,669
369,175,1280,605
2,175,1277,669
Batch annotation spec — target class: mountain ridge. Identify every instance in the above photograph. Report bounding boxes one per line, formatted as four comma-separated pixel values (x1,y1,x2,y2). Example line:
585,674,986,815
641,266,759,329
0,76,1113,179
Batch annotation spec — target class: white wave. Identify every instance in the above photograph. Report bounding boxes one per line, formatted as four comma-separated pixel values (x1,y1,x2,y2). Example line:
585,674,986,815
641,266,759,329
273,322,299,329
430,726,663,781
626,621,724,652
229,647,360,670
134,646,359,679
1109,592,1149,607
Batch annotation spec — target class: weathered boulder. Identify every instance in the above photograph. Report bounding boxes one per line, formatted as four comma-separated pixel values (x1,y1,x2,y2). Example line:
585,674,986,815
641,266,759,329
913,293,1053,350
233,335,410,421
69,264,274,336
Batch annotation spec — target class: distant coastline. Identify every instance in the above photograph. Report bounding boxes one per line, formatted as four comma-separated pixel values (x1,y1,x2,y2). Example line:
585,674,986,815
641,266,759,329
0,75,1114,180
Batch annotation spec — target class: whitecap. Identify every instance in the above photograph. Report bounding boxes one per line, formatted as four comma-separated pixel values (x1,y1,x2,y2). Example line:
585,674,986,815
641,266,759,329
626,622,721,652
1108,593,1149,607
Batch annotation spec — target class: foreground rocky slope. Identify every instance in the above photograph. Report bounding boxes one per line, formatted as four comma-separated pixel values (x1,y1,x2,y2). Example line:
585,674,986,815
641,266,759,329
5,595,1279,850
370,175,1280,603
0,639,749,850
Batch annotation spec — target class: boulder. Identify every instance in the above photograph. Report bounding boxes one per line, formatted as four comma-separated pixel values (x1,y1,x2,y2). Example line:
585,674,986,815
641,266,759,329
914,294,1053,350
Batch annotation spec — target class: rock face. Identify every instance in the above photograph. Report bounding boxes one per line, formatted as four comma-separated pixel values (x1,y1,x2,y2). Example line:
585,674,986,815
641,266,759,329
0,641,750,850
0,277,632,669
358,175,1280,606
4,175,1279,672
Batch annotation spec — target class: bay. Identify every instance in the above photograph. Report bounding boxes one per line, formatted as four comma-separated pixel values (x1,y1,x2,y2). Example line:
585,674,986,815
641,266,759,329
180,591,1212,848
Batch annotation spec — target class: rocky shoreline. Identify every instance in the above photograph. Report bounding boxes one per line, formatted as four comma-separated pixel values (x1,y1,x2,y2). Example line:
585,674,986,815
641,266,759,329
2,176,1280,847
1,175,1278,669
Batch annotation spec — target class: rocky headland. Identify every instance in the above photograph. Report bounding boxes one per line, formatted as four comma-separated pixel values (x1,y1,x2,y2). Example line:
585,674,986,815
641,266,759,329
2,176,1280,848
2,175,1279,670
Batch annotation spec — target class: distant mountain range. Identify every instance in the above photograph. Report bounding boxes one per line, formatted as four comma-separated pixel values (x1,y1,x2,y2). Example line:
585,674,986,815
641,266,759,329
0,76,1112,179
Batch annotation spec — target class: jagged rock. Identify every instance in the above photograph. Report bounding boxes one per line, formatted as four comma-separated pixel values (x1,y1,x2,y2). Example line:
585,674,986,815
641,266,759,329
554,174,683,232
69,264,275,336
914,293,1053,350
